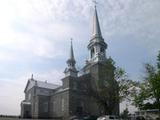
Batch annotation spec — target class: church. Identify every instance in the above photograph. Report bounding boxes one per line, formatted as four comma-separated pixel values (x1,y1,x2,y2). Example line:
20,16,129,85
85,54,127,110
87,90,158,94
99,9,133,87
21,6,119,119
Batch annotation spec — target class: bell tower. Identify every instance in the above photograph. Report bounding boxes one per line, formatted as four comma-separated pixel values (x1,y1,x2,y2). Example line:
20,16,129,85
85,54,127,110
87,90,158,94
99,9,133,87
88,6,107,63
64,39,78,77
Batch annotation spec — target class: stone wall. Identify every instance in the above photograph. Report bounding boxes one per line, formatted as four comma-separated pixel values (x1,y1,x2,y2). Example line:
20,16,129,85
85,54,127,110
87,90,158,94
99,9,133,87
38,95,50,118
50,90,69,119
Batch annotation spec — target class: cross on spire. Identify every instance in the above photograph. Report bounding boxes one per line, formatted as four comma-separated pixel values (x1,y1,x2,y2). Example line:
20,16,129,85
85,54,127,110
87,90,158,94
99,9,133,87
31,74,34,80
70,38,74,61
92,0,98,8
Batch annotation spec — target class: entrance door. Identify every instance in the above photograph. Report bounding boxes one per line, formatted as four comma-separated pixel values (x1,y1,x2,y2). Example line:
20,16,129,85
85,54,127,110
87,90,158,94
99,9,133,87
76,106,83,115
24,111,31,118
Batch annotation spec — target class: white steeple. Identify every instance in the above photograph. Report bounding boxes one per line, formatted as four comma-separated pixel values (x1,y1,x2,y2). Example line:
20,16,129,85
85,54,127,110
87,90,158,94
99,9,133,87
88,5,107,63
64,39,78,77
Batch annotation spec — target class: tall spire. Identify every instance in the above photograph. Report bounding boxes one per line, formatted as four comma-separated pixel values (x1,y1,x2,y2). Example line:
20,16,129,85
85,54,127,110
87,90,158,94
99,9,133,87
64,39,78,77
87,4,107,63
92,5,102,38
31,74,33,79
30,74,34,81
70,38,75,62
67,38,76,67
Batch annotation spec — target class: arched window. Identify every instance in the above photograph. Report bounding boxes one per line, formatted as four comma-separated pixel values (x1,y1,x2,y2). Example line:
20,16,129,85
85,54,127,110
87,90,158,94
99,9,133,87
44,102,48,112
100,47,104,53
91,48,95,58
61,99,65,112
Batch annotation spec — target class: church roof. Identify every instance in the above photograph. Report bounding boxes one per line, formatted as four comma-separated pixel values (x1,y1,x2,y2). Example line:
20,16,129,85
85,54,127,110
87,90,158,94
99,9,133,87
36,80,60,89
66,39,76,67
69,40,75,62
24,79,60,93
21,101,31,105
92,6,102,38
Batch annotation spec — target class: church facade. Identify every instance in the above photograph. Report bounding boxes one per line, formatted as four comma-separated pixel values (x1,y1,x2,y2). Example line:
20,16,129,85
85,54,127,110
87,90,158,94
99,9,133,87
21,6,119,119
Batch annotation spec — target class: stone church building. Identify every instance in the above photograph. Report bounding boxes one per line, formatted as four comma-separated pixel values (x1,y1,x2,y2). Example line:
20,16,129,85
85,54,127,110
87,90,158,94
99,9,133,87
21,6,119,119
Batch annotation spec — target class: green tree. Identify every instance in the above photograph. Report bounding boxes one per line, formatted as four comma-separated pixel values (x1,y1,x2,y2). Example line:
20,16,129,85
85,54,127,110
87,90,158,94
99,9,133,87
93,57,136,115
144,52,160,115
120,108,129,120
131,51,160,117
93,58,117,115
131,81,151,109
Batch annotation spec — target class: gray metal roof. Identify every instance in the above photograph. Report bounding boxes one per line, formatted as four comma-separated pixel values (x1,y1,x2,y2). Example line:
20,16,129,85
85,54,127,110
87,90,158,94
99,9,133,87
25,79,61,92
92,6,102,38
21,101,31,105
35,80,60,89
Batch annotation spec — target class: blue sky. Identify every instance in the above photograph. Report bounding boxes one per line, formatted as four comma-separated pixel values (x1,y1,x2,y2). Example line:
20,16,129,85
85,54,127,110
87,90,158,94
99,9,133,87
0,0,160,115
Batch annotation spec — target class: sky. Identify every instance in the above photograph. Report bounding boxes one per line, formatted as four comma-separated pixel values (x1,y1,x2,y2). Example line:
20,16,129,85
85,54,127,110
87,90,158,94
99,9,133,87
0,0,160,115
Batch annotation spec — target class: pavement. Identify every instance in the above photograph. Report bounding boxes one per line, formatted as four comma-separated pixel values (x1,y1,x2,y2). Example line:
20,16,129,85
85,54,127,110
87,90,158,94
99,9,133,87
0,118,58,120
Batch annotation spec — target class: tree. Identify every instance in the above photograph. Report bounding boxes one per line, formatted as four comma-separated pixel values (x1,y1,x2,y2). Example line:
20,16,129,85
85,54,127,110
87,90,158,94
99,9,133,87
92,57,136,115
144,51,160,115
93,58,117,115
131,51,160,117
131,81,151,109
117,70,138,102
120,108,129,120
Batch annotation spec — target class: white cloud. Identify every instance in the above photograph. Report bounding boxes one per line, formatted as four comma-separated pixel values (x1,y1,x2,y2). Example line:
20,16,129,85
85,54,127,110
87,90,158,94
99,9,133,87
0,0,92,61
0,77,27,115
101,0,160,55
0,51,16,61
35,69,63,85
0,0,159,60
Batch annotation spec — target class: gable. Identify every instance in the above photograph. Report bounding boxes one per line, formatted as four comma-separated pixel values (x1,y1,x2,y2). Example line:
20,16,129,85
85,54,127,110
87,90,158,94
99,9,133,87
24,80,35,93
36,81,60,89
24,79,60,93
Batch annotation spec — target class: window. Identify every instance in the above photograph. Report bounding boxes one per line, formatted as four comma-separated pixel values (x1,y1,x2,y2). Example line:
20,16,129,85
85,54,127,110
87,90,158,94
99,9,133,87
91,48,95,58
53,101,56,112
61,99,64,111
73,82,77,90
34,102,37,112
100,47,104,53
28,93,31,100
44,102,48,112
